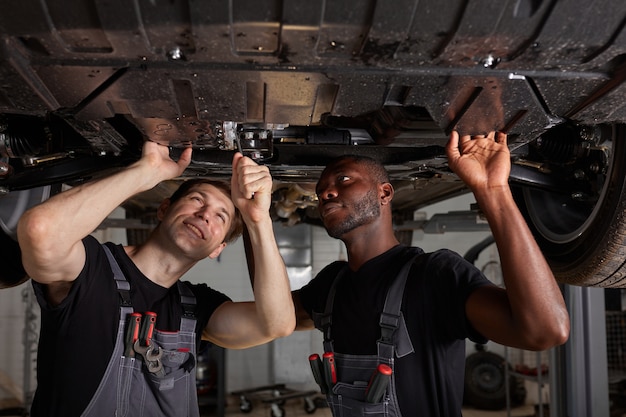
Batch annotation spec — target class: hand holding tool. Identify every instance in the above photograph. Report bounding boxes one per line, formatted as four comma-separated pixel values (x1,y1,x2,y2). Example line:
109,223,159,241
308,353,327,394
365,364,392,403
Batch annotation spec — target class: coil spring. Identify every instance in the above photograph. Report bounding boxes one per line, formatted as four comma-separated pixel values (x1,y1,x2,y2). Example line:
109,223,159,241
0,132,42,158
536,129,585,164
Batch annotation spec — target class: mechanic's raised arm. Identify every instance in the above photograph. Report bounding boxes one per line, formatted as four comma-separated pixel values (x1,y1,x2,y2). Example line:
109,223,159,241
446,131,570,351
203,153,294,349
17,141,192,288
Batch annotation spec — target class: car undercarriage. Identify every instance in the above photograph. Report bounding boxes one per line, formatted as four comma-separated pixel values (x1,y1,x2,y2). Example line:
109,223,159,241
1,0,626,287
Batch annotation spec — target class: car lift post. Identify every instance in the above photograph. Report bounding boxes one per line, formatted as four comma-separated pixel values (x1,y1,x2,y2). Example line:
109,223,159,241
549,286,609,417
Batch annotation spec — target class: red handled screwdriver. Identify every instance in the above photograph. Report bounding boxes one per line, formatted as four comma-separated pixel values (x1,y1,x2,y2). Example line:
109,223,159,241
308,353,327,394
365,364,392,403
138,311,157,346
322,352,337,391
124,313,142,357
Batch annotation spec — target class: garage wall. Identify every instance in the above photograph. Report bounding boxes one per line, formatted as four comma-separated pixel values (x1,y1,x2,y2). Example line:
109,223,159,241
0,282,34,407
410,193,504,358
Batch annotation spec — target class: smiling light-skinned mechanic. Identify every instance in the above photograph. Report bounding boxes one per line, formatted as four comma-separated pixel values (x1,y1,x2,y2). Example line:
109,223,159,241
292,131,570,416
17,141,294,417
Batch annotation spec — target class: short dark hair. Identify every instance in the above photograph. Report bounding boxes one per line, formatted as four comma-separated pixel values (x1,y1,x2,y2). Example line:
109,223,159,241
325,155,390,184
169,179,244,244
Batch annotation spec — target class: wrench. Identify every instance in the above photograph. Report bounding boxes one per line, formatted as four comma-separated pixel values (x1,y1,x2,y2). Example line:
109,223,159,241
134,339,165,376
146,344,164,374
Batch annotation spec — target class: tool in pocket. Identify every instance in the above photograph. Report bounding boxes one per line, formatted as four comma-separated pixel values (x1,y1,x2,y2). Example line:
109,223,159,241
123,313,142,358
133,312,166,376
365,364,392,403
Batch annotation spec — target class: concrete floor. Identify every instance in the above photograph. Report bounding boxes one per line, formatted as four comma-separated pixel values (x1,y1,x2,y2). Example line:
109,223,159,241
0,394,539,417
0,402,538,417
216,396,538,417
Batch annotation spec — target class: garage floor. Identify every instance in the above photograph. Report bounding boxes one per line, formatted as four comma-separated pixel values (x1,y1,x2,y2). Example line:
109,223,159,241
214,398,538,417
0,401,538,417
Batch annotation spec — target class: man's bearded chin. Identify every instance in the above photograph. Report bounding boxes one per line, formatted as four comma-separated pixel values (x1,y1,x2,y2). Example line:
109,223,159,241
325,190,381,239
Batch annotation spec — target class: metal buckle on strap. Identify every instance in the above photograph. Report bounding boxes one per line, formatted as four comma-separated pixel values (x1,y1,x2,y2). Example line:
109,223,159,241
320,315,333,342
118,289,132,308
380,312,400,329
181,304,196,319
177,283,197,319
312,311,333,340
115,276,132,307
181,295,197,319
379,312,400,343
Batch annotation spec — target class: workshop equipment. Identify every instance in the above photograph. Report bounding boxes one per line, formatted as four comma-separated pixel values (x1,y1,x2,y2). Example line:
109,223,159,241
231,384,319,416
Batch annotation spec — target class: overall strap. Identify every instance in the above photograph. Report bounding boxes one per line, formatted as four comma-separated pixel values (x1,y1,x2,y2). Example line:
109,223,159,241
379,251,422,343
312,263,349,353
176,281,197,333
101,243,197,329
102,244,133,314
313,249,424,356
377,251,424,360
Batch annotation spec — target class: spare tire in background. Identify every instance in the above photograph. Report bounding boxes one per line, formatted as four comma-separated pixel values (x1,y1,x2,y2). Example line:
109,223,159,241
464,350,526,410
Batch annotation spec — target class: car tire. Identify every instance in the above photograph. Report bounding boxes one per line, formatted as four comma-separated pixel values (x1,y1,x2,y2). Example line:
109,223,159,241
513,124,626,287
464,350,525,411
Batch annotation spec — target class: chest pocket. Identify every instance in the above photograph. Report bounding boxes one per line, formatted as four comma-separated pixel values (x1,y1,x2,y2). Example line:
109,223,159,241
80,244,201,417
311,250,424,417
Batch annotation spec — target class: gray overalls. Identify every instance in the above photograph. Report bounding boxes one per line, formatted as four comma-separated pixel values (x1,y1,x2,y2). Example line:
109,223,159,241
81,245,200,417
313,252,421,417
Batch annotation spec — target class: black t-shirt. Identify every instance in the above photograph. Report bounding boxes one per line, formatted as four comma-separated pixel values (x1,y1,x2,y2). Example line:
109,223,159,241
298,244,492,417
30,235,231,417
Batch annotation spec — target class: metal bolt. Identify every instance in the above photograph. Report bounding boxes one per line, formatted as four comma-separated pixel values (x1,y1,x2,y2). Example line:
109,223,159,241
579,127,594,141
481,55,500,68
167,47,185,61
588,162,600,174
